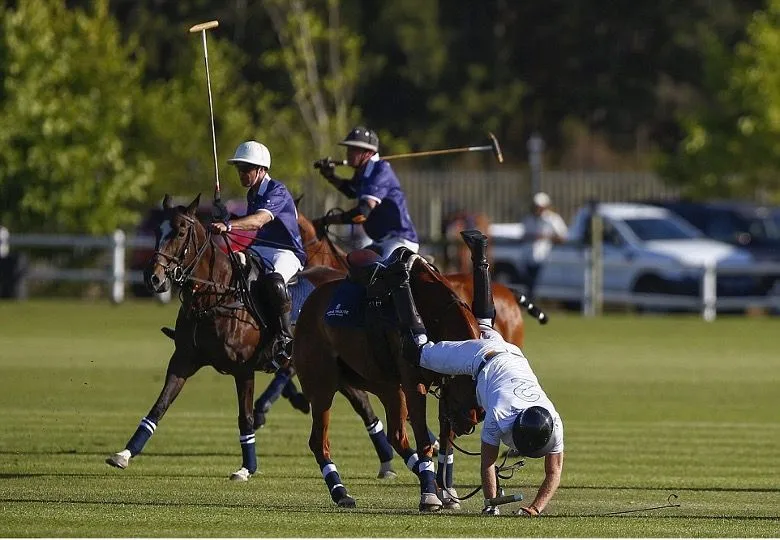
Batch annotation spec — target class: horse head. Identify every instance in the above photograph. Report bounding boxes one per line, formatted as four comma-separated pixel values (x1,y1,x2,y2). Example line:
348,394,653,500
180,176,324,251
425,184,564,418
408,257,483,436
144,194,208,293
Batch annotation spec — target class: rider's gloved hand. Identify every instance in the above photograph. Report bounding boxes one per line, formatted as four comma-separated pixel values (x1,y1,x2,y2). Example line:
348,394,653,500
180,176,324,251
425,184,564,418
481,505,500,516
212,200,229,222
314,157,337,181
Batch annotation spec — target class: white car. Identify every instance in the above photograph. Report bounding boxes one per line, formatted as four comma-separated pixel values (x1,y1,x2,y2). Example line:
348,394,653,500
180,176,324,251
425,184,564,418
491,203,758,305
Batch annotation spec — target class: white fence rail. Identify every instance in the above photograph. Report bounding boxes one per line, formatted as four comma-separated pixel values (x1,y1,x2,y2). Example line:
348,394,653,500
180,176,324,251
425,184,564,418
535,255,780,321
0,227,168,303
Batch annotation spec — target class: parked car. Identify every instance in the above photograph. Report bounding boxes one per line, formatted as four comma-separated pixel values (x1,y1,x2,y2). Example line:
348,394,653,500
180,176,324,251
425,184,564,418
490,203,760,308
643,200,780,261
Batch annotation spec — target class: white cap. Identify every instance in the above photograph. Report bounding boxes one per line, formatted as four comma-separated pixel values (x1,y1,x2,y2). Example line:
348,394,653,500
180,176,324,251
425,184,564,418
227,141,271,169
533,192,551,208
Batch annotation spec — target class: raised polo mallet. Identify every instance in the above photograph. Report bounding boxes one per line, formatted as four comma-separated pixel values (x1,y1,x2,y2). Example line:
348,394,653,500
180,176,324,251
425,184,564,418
382,132,504,163
189,20,221,203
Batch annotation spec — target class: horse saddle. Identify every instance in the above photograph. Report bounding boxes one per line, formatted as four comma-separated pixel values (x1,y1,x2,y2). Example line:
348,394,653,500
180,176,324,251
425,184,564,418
324,247,419,329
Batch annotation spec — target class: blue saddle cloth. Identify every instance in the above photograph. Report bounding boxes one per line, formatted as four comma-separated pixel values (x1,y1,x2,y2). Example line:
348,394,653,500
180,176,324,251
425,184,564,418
289,277,315,325
324,280,366,327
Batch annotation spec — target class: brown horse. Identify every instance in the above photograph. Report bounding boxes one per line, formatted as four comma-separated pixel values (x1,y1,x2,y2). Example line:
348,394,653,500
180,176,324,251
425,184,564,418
294,252,482,511
298,209,526,347
105,194,342,480
442,209,492,275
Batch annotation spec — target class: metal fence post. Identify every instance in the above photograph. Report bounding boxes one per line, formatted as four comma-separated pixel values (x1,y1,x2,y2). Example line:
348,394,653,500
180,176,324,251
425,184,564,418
527,133,545,197
112,229,126,304
702,261,717,322
0,227,9,258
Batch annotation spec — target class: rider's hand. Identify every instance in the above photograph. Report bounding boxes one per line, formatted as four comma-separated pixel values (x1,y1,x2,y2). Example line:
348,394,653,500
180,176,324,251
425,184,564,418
481,505,500,516
311,217,328,240
212,200,229,222
314,157,337,181
210,222,230,234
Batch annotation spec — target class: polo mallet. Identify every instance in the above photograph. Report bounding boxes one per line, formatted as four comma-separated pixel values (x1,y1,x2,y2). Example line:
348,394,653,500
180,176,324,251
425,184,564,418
382,132,504,163
189,20,221,203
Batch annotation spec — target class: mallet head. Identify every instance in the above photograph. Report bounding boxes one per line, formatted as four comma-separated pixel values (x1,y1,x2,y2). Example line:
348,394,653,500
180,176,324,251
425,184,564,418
189,20,219,33
488,132,504,164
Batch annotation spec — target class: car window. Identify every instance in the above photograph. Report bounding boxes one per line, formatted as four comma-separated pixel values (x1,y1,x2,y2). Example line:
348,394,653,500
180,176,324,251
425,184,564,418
705,212,746,241
622,218,698,241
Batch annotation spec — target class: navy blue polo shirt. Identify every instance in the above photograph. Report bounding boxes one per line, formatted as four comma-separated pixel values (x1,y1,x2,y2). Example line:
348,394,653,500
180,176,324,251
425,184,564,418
246,176,307,265
347,160,418,243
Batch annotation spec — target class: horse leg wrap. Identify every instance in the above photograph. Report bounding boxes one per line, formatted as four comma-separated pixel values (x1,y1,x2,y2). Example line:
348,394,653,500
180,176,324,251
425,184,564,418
239,432,257,474
321,461,349,503
414,458,438,495
436,449,455,488
126,416,157,456
366,418,394,463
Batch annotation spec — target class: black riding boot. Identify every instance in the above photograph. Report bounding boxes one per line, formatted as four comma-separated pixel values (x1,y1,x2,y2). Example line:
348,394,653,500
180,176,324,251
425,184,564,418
262,272,294,363
460,229,495,324
389,267,428,366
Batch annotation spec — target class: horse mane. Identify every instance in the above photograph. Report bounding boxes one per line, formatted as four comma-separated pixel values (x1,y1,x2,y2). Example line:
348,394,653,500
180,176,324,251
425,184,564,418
296,207,349,271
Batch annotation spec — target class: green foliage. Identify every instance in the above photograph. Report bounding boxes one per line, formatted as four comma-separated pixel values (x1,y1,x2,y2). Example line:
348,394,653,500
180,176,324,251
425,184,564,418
136,38,255,203
258,0,364,177
1,303,779,535
661,0,780,201
0,0,154,233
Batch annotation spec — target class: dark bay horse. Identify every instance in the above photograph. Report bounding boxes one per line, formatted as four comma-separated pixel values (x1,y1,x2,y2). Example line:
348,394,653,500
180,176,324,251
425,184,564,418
294,252,482,511
106,194,342,480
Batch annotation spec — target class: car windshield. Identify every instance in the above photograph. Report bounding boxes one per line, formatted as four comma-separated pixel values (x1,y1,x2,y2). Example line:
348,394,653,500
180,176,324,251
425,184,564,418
623,217,699,241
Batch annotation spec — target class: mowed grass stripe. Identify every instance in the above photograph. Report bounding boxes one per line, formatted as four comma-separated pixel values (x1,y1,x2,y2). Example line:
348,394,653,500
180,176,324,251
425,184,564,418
1,301,779,536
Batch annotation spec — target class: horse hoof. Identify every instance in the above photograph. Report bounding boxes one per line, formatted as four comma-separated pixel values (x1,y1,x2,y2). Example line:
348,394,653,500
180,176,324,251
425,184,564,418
419,492,443,513
253,410,267,430
106,453,129,469
229,467,252,482
337,495,356,508
440,488,461,510
431,439,440,457
288,393,310,414
377,461,397,480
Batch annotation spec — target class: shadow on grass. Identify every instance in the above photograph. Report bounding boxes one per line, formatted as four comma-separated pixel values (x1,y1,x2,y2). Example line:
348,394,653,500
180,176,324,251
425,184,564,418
0,496,778,520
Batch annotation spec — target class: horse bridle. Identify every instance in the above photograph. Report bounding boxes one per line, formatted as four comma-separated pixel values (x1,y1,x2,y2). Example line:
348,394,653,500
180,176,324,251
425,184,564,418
152,213,214,287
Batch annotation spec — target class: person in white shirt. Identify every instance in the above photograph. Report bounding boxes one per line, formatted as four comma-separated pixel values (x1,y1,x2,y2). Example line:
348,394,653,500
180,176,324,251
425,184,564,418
397,230,564,516
521,192,568,296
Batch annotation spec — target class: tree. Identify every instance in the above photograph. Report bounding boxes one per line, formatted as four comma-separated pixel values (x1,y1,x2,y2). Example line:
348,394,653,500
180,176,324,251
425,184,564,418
0,0,155,233
661,0,780,200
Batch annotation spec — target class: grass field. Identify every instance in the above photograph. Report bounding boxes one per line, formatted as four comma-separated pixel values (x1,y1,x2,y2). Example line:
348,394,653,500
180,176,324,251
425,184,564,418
0,300,778,537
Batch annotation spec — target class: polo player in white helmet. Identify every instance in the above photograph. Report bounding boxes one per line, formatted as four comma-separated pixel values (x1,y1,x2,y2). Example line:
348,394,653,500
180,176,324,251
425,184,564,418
211,140,307,362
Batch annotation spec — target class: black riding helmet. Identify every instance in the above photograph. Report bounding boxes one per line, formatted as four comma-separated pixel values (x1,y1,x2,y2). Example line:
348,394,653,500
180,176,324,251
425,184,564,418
512,406,554,458
339,126,379,152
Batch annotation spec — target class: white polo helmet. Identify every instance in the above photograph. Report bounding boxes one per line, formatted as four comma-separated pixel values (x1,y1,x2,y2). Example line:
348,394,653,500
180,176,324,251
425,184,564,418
227,141,271,169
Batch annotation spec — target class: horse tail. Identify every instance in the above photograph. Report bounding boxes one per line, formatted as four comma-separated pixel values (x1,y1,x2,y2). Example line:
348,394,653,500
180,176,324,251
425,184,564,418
509,288,549,325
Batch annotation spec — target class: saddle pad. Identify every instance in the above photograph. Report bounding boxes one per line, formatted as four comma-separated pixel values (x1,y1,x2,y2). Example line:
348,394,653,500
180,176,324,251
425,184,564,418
289,277,315,325
324,280,366,327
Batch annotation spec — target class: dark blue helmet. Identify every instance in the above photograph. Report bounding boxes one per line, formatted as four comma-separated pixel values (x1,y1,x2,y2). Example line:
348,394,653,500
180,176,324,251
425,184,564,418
511,406,554,458
339,126,379,152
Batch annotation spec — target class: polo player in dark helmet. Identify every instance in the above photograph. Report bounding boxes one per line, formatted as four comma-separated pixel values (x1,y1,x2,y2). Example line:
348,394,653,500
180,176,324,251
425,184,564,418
313,126,420,258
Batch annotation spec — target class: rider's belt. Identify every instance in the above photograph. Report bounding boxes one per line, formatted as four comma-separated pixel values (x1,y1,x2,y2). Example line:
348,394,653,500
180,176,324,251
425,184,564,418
475,349,502,378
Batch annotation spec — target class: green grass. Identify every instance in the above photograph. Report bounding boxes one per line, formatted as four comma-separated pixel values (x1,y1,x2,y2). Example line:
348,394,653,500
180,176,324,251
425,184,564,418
0,300,778,537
